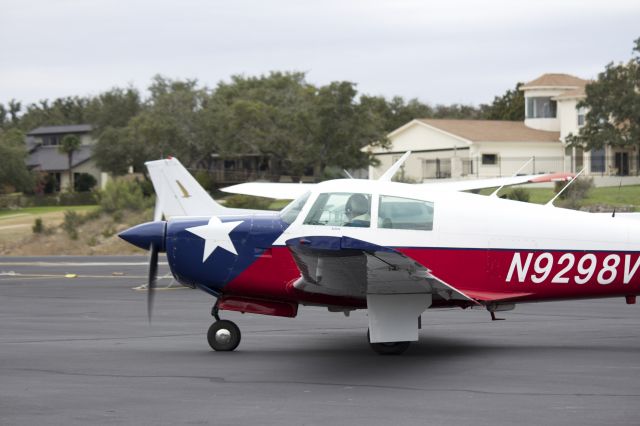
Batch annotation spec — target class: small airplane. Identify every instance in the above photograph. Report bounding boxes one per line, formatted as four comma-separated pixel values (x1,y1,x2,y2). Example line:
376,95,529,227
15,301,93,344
120,155,639,354
146,155,574,217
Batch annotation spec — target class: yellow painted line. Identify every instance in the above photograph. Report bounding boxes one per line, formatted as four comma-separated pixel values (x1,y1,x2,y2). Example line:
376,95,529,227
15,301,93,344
0,274,168,279
132,286,189,291
0,262,168,266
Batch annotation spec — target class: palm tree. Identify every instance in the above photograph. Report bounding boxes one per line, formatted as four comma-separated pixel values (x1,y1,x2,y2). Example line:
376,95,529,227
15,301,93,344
58,134,81,192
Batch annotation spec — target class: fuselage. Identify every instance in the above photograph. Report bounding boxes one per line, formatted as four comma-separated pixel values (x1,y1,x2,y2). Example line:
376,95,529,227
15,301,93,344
159,179,640,308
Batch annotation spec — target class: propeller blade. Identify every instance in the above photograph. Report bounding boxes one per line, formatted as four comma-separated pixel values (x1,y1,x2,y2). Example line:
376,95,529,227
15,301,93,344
147,243,159,323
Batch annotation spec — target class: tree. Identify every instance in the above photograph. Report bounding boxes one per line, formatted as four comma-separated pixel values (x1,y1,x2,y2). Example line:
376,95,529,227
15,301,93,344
309,81,388,175
360,95,434,132
481,82,525,121
125,75,209,170
567,38,640,150
201,72,317,177
86,87,142,133
58,134,81,191
0,128,33,193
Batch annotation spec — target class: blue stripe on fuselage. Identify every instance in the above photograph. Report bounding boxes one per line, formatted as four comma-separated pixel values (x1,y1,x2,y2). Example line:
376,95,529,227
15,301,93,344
166,214,287,295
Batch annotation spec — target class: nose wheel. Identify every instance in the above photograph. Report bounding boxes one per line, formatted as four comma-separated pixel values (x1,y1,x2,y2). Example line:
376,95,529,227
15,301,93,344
207,320,241,351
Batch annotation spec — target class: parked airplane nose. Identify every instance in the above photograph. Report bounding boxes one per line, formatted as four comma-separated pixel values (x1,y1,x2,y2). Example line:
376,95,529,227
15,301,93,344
119,221,167,251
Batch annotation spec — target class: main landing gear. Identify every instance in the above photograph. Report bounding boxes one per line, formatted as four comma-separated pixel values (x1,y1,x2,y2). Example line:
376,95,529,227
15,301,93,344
367,329,411,355
207,302,241,352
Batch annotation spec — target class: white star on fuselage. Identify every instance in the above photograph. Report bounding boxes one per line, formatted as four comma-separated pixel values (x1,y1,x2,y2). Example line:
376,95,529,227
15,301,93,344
186,216,244,262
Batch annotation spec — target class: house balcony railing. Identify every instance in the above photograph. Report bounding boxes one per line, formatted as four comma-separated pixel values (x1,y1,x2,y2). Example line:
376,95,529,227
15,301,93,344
422,155,640,180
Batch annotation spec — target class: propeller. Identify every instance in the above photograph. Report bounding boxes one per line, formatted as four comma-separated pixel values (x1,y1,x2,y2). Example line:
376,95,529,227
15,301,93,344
118,220,166,322
147,195,162,322
147,242,159,322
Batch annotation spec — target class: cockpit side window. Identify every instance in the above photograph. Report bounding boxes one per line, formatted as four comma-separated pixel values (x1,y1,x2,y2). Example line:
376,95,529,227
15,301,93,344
280,191,311,225
378,195,434,230
303,192,372,228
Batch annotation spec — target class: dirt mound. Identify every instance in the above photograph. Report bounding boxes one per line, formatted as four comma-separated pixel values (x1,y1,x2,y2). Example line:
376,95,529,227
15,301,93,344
1,210,150,256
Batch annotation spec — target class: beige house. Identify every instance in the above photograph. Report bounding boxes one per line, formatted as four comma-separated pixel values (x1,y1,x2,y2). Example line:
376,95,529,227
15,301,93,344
368,73,639,181
26,125,109,192
368,119,562,180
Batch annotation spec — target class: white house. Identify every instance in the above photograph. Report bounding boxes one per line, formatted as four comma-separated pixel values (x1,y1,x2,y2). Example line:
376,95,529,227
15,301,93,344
368,73,638,181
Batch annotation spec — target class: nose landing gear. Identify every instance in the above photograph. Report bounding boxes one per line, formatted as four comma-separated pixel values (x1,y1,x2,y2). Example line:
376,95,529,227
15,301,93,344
207,320,241,351
208,301,241,351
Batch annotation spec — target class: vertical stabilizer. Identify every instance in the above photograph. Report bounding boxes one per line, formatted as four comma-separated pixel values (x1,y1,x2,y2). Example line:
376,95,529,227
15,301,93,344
145,158,226,218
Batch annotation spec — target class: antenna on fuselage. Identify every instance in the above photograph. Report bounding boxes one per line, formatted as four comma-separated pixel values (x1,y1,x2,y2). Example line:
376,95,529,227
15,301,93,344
378,151,411,182
545,168,585,207
489,157,534,197
612,178,623,218
343,169,354,179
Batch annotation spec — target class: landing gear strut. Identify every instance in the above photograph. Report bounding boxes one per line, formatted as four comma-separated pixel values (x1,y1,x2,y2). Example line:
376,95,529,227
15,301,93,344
367,330,411,355
208,301,241,351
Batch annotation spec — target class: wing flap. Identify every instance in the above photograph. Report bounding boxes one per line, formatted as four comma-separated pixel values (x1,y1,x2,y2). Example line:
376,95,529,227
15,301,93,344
286,236,479,305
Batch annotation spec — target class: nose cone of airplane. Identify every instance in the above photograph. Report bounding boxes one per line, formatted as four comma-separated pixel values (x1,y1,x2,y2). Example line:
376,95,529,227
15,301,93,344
118,221,166,251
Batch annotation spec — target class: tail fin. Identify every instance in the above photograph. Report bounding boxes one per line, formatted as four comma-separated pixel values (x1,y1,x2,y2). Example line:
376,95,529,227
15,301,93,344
145,158,227,218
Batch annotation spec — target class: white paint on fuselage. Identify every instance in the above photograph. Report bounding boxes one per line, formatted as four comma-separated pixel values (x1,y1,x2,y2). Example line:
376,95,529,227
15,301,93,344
274,179,640,252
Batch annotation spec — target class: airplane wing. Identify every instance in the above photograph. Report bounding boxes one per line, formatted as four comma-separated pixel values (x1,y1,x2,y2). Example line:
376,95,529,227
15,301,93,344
421,172,574,192
221,172,574,200
285,235,479,306
221,182,314,200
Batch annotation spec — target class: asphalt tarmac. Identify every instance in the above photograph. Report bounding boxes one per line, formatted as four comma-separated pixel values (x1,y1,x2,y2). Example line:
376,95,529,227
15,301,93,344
1,256,640,426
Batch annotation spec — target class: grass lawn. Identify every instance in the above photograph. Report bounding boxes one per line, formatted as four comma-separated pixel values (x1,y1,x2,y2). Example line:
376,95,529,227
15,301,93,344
0,205,99,218
487,185,640,210
268,199,291,210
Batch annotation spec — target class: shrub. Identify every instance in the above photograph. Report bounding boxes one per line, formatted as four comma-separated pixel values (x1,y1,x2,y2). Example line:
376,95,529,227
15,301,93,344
62,210,81,240
74,173,97,192
554,177,594,200
32,218,44,234
506,187,530,202
98,178,153,213
224,194,273,210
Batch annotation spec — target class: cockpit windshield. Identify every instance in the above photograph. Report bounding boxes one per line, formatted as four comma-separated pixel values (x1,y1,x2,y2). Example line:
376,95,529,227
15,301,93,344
280,191,311,224
303,192,372,227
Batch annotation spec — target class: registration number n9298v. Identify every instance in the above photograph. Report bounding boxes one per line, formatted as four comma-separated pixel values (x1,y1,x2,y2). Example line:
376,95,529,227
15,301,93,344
505,252,640,285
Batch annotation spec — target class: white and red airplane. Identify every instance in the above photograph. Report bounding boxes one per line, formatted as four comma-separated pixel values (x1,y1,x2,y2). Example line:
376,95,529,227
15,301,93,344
120,156,639,354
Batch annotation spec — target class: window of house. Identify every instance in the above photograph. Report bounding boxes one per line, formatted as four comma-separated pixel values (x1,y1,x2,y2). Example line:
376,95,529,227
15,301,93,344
577,107,586,126
303,193,371,227
526,97,557,118
42,135,61,146
482,154,498,165
378,195,434,231
591,148,605,173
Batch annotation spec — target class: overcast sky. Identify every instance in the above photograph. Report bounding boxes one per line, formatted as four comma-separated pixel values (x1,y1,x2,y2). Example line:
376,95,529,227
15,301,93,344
1,0,639,107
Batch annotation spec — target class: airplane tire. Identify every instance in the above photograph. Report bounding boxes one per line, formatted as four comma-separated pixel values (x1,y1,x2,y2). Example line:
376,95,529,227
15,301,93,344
367,330,411,355
207,320,241,351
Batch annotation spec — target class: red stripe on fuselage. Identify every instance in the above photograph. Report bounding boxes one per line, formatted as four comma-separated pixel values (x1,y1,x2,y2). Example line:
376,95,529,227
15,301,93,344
399,248,640,301
223,246,640,305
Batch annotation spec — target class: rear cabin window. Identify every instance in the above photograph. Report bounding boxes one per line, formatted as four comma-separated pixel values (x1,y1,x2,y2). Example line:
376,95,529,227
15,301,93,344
303,193,372,227
378,195,434,230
